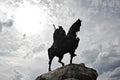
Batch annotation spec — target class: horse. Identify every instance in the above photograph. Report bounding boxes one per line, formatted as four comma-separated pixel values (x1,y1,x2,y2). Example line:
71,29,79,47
48,19,82,71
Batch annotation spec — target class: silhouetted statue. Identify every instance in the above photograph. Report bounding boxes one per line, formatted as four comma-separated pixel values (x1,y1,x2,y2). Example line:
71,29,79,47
48,19,82,71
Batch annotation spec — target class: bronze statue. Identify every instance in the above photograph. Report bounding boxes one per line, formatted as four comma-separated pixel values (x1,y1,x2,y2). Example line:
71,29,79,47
48,19,82,71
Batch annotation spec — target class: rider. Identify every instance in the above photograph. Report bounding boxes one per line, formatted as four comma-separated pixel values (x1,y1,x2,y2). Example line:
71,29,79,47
53,25,66,48
52,24,77,57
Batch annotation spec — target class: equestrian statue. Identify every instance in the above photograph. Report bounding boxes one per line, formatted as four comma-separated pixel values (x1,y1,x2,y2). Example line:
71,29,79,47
48,19,82,71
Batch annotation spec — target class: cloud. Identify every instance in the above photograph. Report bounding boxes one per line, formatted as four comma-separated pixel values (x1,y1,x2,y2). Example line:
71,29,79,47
32,44,45,53
80,16,120,80
110,67,120,80
0,0,120,80
81,46,101,64
3,19,14,27
68,0,120,80
0,22,2,32
93,45,120,74
0,19,14,32
12,70,24,80
0,50,14,57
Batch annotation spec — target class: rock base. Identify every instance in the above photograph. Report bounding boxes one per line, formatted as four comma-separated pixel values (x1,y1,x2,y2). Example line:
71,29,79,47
35,63,98,80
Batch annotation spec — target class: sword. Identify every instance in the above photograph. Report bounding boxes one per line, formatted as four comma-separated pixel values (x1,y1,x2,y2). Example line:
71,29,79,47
53,24,56,30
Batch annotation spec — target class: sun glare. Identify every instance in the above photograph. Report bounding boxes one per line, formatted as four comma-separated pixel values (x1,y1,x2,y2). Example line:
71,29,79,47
14,2,47,35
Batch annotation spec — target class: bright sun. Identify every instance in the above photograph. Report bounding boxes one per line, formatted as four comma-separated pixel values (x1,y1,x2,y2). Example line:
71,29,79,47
14,2,47,35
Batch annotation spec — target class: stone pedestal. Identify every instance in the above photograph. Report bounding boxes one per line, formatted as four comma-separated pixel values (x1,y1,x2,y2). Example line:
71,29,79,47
35,63,98,80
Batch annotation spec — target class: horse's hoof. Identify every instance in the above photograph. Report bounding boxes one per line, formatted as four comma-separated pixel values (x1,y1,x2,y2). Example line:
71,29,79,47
49,68,51,71
70,62,72,64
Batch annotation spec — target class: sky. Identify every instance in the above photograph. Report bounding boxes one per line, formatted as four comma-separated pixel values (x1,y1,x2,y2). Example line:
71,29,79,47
0,0,120,80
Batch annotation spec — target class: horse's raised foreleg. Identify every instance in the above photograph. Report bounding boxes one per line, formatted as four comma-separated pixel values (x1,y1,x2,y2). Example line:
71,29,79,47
58,55,64,66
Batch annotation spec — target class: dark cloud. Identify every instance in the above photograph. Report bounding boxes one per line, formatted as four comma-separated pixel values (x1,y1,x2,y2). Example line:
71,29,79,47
53,0,64,4
0,50,12,57
0,22,2,32
81,43,120,79
12,70,24,80
40,0,51,4
74,0,120,18
81,47,101,63
93,45,120,74
110,67,120,80
15,0,23,3
3,19,14,27
0,19,14,32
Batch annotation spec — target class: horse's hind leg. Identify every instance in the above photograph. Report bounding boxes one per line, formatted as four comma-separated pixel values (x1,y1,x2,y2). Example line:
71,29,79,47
48,48,54,71
58,55,64,66
48,56,54,71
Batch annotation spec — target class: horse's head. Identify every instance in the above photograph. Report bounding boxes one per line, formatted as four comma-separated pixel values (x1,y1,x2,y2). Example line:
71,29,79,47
67,19,82,37
73,19,82,32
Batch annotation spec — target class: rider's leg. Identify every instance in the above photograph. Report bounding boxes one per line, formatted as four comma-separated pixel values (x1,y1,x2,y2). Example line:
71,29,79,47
72,37,80,57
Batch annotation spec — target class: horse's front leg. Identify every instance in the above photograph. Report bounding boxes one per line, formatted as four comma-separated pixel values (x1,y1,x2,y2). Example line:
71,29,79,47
70,37,79,64
70,54,73,64
70,52,76,64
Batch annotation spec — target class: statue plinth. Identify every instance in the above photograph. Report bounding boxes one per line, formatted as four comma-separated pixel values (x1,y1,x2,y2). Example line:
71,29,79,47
35,63,98,80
